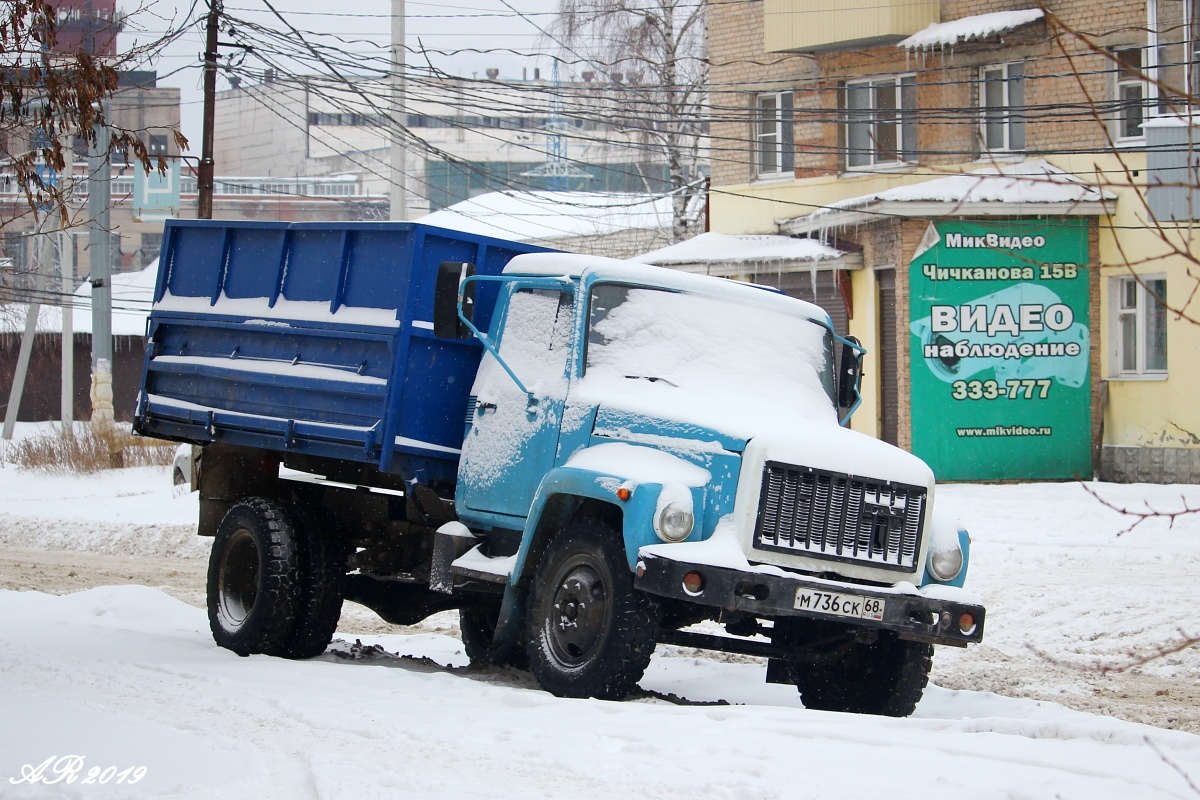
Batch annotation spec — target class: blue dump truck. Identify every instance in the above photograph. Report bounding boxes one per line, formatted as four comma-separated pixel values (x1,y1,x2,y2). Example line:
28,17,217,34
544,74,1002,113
135,219,984,716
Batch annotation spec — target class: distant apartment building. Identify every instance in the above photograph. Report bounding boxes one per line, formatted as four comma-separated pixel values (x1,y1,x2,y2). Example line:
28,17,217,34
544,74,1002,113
1,72,182,285
212,71,683,217
708,0,1200,483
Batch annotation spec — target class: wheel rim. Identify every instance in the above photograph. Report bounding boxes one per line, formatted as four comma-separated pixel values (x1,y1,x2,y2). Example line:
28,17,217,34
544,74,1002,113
544,556,610,667
218,528,260,629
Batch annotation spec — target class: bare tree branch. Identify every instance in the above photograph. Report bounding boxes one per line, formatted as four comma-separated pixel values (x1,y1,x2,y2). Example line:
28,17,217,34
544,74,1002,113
1077,482,1200,535
1028,628,1199,675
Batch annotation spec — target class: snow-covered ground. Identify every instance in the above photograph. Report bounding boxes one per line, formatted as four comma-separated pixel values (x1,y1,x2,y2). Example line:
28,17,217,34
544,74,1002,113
2,428,1199,798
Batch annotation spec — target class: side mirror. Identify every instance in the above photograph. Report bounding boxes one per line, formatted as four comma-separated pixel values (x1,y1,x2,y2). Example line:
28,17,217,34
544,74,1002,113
434,261,476,339
837,335,863,410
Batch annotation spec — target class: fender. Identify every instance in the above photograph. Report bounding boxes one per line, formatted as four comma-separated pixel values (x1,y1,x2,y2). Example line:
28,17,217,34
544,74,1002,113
491,459,701,649
507,465,671,587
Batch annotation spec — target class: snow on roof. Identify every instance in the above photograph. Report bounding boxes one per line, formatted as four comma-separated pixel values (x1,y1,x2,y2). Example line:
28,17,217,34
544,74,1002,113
416,191,678,242
630,232,847,267
899,9,1044,50
1,261,157,337
1141,114,1200,129
782,160,1115,234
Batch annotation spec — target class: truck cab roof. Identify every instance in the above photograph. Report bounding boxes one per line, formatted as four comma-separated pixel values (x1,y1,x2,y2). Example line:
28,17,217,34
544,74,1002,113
502,252,833,327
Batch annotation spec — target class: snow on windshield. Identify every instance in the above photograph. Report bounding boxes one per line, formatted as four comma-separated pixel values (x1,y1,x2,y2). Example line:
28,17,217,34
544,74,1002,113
460,288,573,488
584,284,835,416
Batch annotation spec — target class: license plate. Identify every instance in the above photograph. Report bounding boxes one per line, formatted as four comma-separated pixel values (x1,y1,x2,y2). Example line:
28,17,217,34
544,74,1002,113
794,588,885,621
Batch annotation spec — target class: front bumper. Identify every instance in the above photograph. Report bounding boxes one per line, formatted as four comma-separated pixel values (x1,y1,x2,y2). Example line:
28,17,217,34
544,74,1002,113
635,553,985,647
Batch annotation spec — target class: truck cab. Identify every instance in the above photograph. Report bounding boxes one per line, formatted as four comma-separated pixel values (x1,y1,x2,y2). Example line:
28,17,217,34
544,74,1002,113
438,252,983,713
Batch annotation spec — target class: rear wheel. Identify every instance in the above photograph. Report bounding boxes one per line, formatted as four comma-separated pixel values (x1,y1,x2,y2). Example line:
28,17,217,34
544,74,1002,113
797,633,933,717
207,498,301,656
274,507,344,659
524,519,657,700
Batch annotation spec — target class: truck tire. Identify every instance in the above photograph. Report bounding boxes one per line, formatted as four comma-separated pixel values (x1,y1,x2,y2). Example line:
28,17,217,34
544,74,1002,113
797,633,933,717
207,498,301,656
460,601,528,669
524,519,658,700
274,508,344,660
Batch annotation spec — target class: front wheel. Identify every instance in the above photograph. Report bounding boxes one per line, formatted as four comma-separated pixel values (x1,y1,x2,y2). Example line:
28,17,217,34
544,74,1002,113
797,633,933,717
460,600,527,669
207,498,301,656
524,519,657,700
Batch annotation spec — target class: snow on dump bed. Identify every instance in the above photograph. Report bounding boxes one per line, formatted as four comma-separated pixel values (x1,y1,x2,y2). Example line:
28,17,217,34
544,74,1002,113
899,8,1044,50
152,355,387,385
153,292,401,328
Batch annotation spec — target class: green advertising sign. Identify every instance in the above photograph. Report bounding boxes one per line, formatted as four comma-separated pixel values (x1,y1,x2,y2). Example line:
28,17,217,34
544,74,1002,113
908,220,1090,481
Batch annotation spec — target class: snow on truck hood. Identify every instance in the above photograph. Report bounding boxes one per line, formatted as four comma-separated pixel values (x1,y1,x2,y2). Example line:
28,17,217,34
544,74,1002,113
587,389,933,490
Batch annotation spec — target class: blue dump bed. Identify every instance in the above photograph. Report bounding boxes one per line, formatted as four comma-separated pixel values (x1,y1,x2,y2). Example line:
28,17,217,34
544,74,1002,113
134,220,553,485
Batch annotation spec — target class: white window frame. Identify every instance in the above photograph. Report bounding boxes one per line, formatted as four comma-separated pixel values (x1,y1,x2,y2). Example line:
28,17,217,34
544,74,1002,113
844,75,917,170
979,62,1025,153
755,91,793,178
1111,275,1168,377
1113,47,1148,144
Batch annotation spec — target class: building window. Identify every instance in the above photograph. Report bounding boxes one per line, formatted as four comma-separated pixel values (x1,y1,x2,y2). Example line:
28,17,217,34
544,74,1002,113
844,75,917,168
148,133,168,156
1144,0,1200,113
1114,48,1147,141
980,62,1025,152
1114,276,1167,375
756,92,794,177
139,233,163,267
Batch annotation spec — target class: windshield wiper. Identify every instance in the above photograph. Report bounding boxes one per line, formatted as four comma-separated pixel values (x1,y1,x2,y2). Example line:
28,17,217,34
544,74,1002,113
625,375,678,387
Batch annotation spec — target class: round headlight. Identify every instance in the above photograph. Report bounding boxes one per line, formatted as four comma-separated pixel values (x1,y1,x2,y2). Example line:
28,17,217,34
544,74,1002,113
928,545,964,582
655,502,694,543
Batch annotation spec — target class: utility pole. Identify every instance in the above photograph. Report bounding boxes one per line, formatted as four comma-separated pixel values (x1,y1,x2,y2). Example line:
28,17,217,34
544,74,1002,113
61,140,76,428
198,0,221,219
87,101,119,464
390,0,407,221
88,102,112,373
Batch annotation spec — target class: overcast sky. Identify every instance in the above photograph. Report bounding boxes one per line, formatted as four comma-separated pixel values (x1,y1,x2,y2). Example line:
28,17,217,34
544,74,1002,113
119,0,560,150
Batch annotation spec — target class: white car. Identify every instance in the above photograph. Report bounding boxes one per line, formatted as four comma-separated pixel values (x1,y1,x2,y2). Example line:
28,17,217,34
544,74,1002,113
172,444,193,489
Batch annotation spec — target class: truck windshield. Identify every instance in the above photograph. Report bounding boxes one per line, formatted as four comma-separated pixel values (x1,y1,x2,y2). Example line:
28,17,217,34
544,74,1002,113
585,283,836,412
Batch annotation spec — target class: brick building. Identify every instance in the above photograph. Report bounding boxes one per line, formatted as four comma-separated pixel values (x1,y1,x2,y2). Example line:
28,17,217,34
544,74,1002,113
708,0,1200,483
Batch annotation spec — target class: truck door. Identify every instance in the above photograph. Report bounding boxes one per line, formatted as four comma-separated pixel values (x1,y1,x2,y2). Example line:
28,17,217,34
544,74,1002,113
458,286,574,519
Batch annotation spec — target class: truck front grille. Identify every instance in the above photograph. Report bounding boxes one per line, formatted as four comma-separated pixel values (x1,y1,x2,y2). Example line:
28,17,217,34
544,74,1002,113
753,462,925,572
